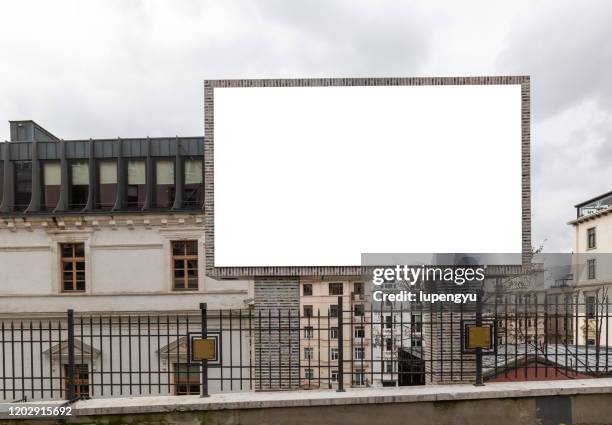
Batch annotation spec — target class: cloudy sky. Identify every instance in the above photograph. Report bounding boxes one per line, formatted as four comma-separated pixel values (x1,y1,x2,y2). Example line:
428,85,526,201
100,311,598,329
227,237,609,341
1,0,611,252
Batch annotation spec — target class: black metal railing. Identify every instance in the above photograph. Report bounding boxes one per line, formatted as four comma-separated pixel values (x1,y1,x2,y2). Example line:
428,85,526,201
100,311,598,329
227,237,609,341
2,295,612,401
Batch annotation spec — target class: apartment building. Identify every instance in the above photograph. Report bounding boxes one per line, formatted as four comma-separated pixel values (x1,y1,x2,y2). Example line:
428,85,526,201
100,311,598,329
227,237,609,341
0,121,252,400
568,190,612,346
299,278,369,389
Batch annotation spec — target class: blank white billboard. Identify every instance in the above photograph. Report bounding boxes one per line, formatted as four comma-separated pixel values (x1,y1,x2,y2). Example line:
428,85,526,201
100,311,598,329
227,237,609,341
213,83,523,267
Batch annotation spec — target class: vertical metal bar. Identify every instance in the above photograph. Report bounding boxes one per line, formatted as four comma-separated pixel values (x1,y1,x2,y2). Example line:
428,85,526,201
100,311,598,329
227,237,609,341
287,310,291,390
200,303,209,398
474,290,483,386
39,321,44,399
20,322,24,400
239,310,244,391
48,320,54,398
229,310,234,391
29,322,34,399
268,310,272,389
336,296,345,392
258,310,262,390
10,322,15,400
119,315,123,395
67,309,76,400
137,315,142,395
128,315,133,395
99,316,104,396
277,309,281,389
147,315,151,395
219,310,224,391
1,322,5,400
89,316,94,397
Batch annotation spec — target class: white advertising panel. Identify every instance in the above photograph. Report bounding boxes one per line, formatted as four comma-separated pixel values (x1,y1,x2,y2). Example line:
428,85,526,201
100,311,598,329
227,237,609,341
213,83,523,267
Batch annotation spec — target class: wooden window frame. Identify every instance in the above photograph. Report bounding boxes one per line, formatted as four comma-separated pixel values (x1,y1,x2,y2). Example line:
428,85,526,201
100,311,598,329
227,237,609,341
173,363,200,395
60,243,86,292
329,282,343,296
587,227,596,250
172,240,199,291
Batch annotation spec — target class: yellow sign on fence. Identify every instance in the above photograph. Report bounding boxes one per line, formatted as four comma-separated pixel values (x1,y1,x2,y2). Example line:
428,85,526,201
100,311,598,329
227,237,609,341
467,325,491,349
192,338,216,361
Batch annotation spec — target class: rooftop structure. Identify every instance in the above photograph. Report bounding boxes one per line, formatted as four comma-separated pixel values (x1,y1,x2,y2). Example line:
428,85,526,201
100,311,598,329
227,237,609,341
0,121,203,214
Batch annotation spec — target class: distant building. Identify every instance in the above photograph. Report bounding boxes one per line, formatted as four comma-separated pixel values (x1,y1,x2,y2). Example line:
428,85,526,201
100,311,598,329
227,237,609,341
568,190,612,347
299,278,369,389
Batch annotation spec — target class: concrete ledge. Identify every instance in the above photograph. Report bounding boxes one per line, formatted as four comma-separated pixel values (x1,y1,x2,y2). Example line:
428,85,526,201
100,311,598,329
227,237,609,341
71,378,612,417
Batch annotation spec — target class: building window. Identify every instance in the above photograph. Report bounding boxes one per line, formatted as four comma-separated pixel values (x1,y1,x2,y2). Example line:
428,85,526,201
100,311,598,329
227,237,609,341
42,161,61,211
329,282,343,295
304,347,313,360
354,282,364,295
329,305,338,317
331,348,339,361
127,160,146,209
97,160,117,210
70,161,89,209
304,326,313,339
353,368,366,386
411,339,422,347
354,326,365,338
587,227,596,250
385,338,393,351
173,363,200,395
172,240,198,290
385,362,394,374
304,368,314,380
331,370,339,383
586,296,596,319
354,304,365,316
183,159,203,208
155,159,175,208
330,327,338,339
587,259,596,280
354,347,365,360
302,283,312,296
64,364,89,400
303,305,313,318
411,314,422,333
384,315,393,329
61,243,86,292
13,160,32,211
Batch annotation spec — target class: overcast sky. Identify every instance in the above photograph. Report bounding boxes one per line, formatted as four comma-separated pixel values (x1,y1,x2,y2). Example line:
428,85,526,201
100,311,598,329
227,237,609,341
1,0,611,252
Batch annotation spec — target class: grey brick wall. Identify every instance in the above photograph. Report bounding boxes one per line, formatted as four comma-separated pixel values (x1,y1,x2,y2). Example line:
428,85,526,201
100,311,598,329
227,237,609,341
204,76,531,278
253,278,300,389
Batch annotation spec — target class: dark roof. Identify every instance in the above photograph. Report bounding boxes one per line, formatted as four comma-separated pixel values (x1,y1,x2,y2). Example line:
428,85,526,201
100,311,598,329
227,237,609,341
575,190,612,208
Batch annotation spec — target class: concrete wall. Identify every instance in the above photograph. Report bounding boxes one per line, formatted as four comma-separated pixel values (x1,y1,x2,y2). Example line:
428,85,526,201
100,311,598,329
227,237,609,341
4,379,612,425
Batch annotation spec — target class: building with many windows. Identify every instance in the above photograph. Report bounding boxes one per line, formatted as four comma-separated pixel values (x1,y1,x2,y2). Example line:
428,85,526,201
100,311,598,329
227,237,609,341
299,278,370,389
568,190,612,346
0,121,252,399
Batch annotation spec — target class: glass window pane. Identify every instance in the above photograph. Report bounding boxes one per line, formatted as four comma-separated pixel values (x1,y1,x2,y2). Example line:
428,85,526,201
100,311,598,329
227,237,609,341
71,162,89,185
184,160,202,184
185,241,198,255
99,161,117,184
156,160,174,185
127,161,146,185
44,162,61,185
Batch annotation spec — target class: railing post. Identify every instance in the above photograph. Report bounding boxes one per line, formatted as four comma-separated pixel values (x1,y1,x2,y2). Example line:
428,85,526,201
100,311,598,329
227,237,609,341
336,296,345,392
200,303,209,398
67,309,76,400
474,290,484,386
